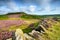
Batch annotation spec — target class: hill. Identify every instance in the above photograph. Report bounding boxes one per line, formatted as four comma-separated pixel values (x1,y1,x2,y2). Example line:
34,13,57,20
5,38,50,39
0,12,40,31
0,12,60,20
0,12,60,40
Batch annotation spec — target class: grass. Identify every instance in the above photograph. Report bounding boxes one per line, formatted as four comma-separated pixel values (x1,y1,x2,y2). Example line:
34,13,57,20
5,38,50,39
23,22,39,33
0,12,60,40
9,24,28,31
0,15,8,20
40,21,60,40
21,21,60,40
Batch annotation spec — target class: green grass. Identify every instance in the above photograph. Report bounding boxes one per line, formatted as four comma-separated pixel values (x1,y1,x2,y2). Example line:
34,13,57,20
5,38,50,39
23,22,39,33
40,22,60,40
0,12,60,20
0,15,8,20
0,12,60,40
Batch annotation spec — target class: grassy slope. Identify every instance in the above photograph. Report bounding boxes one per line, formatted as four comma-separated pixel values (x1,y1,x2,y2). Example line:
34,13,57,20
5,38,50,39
41,21,60,40
0,12,60,40
0,12,60,30
0,12,40,31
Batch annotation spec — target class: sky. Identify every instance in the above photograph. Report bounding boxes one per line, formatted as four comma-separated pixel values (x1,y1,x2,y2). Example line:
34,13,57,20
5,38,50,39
0,0,60,15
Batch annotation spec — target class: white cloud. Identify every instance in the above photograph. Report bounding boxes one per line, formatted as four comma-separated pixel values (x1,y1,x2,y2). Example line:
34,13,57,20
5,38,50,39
0,0,60,15
41,0,52,12
19,6,27,12
0,6,11,14
7,1,20,12
44,5,51,12
28,5,36,12
6,1,37,13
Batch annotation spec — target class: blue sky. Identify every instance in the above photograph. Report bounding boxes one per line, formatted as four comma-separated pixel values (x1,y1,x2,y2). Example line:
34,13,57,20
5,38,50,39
0,0,60,15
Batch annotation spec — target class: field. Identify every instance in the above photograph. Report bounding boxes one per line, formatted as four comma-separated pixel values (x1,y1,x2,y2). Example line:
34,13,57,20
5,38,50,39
0,12,60,40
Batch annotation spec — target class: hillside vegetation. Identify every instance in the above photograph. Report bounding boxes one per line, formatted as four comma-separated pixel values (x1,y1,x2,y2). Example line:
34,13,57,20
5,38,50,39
0,12,60,40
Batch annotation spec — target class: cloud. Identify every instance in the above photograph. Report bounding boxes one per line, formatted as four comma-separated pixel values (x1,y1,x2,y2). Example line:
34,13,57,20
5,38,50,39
0,6,11,14
6,1,37,12
28,5,36,12
40,0,52,12
0,0,60,15
6,1,20,12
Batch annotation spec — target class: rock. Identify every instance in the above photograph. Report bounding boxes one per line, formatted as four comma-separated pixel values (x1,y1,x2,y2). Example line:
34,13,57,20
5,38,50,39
29,30,44,40
52,17,58,21
35,26,45,33
6,38,12,40
15,29,26,40
24,33,35,40
12,31,16,40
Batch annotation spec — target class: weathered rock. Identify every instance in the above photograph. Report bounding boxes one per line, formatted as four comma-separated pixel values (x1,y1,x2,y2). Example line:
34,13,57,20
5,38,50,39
12,31,16,40
15,29,26,40
35,26,45,33
6,38,12,40
15,29,36,40
29,30,44,40
24,33,35,40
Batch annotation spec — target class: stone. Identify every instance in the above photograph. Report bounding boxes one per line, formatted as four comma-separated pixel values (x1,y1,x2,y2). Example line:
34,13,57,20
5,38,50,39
6,38,12,40
15,29,26,40
24,33,35,40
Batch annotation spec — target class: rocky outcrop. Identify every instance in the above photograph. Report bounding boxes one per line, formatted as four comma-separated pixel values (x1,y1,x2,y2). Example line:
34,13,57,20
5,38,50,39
15,29,25,40
3,18,59,40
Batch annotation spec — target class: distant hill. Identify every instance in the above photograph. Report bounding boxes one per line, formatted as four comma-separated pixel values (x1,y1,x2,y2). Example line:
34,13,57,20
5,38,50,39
6,12,26,15
0,12,60,20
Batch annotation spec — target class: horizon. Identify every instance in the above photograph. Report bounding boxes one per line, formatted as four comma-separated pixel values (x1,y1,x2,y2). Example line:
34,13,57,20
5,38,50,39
0,12,60,16
0,0,60,15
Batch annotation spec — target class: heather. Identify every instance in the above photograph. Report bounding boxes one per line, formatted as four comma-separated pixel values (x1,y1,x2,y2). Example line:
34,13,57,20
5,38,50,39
0,12,60,40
